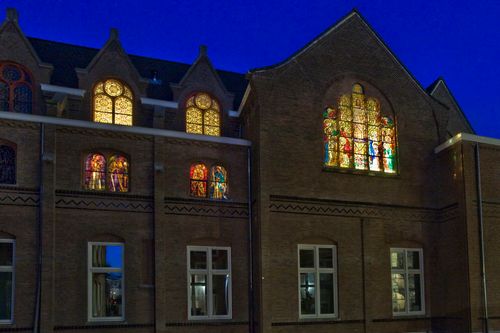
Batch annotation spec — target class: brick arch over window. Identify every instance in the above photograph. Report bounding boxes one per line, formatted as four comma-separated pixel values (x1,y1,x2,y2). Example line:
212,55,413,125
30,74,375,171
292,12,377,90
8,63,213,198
92,78,133,126
0,140,16,184
185,92,221,136
0,62,33,113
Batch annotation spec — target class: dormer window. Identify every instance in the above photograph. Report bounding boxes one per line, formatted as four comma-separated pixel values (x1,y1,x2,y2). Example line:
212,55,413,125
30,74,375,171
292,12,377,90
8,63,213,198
0,62,33,114
93,79,133,126
185,92,221,136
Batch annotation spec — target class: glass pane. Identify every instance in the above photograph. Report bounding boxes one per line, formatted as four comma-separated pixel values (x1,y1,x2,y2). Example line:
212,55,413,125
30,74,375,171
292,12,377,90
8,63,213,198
392,273,406,313
300,273,316,315
318,248,333,268
115,97,133,115
212,274,229,316
204,125,220,137
383,157,396,173
0,145,16,185
84,153,106,191
190,274,207,316
319,273,334,314
407,251,420,269
0,243,13,266
212,249,228,270
190,251,207,269
92,245,123,268
354,154,368,170
104,79,124,97
299,249,315,268
107,155,129,192
194,93,212,110
190,180,207,197
114,113,132,126
391,250,405,269
409,274,422,312
369,154,381,172
92,272,122,318
0,272,12,321
209,166,228,200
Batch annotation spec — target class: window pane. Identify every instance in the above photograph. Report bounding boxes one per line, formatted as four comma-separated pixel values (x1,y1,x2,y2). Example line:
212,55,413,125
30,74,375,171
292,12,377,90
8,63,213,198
0,243,13,266
392,273,406,313
212,274,229,316
409,274,422,312
300,272,315,315
190,251,207,269
318,248,333,268
84,153,106,191
190,274,207,316
212,249,228,270
0,145,16,185
0,272,12,320
299,249,315,268
407,251,420,270
92,272,122,318
319,273,334,314
92,245,123,268
391,250,405,269
107,155,129,193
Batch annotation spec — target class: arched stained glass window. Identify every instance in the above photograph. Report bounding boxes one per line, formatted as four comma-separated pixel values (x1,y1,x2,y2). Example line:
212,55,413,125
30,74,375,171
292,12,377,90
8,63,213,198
186,92,221,136
323,83,396,173
84,153,106,190
93,79,133,126
209,165,228,200
108,155,129,192
0,144,16,184
0,62,33,113
190,163,208,197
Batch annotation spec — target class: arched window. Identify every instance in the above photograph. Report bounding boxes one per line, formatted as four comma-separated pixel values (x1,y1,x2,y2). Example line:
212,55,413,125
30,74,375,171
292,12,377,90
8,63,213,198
209,165,228,200
93,79,133,126
323,83,396,173
185,92,221,136
108,155,129,192
0,62,33,113
0,144,16,184
190,163,208,197
84,153,106,190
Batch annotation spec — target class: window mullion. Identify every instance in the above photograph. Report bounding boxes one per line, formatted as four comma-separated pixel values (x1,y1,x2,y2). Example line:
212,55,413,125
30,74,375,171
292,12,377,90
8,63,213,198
208,249,213,317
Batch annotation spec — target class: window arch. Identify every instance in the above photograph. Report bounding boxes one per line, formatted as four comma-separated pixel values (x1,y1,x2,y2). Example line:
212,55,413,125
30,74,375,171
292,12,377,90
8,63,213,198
323,83,396,173
0,143,16,184
108,155,129,192
185,92,221,136
93,79,133,126
209,165,228,199
0,62,33,113
84,153,106,190
83,153,129,192
190,163,208,197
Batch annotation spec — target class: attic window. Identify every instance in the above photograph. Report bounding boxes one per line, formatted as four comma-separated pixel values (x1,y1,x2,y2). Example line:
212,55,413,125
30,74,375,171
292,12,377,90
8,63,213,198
149,70,162,85
185,92,221,136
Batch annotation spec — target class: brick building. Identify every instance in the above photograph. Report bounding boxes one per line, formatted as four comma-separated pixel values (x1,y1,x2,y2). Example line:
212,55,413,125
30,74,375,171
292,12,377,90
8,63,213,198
0,7,498,333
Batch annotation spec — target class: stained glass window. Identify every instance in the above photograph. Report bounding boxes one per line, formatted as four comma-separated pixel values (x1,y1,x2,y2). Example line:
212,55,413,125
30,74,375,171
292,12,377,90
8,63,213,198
186,93,221,136
209,165,228,200
0,145,16,184
108,155,129,192
323,84,396,174
84,153,106,190
0,62,33,113
93,79,133,126
190,163,208,197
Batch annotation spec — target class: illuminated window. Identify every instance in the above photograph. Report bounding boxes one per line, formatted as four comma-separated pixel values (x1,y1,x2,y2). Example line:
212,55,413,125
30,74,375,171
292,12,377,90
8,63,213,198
323,83,396,173
298,245,337,318
108,155,129,192
84,153,106,191
390,248,425,316
209,165,228,200
83,153,129,192
0,144,16,184
0,62,33,113
186,92,221,136
93,79,133,126
0,239,14,324
187,246,231,319
190,163,208,197
88,242,124,321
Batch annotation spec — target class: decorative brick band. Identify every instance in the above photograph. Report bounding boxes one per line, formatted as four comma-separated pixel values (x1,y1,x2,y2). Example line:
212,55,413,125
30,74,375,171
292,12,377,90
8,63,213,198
271,319,363,326
0,188,39,207
164,197,248,219
0,328,34,332
53,323,153,331
55,190,153,213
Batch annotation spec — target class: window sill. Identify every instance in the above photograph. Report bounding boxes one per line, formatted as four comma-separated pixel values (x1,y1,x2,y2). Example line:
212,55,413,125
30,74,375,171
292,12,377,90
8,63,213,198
322,166,400,178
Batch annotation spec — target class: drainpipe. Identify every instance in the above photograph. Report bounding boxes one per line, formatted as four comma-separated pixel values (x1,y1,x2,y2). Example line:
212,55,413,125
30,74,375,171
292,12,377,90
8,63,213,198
34,123,44,333
475,143,488,333
247,146,254,333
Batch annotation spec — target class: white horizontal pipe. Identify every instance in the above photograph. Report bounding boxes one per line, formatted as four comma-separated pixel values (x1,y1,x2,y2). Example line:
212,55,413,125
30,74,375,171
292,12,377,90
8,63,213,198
434,132,500,153
40,84,85,97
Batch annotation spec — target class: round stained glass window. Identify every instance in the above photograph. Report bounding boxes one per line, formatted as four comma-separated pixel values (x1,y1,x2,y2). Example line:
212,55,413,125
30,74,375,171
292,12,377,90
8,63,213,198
194,93,212,110
104,79,124,97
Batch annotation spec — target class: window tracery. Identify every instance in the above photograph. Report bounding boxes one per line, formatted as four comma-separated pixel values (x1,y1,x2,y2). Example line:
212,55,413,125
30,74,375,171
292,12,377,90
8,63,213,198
186,92,221,136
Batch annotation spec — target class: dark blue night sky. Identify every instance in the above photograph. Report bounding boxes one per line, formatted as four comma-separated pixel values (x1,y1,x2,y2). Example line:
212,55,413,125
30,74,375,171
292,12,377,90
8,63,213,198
2,0,499,138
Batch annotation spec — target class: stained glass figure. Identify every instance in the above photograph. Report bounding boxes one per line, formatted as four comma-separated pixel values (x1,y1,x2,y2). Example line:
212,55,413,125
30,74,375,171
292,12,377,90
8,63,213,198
190,163,208,197
323,83,396,173
209,165,228,200
0,145,15,184
108,155,129,192
84,153,106,190
186,93,221,136
0,62,33,113
93,79,133,126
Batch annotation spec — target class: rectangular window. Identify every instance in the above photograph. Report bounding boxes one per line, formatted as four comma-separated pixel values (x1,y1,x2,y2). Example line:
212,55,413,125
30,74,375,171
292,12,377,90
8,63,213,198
187,246,231,320
390,248,425,316
88,242,124,321
298,245,337,318
0,240,14,324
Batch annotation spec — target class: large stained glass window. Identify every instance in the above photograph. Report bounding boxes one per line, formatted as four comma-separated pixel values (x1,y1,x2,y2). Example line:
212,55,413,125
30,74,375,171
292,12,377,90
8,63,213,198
323,83,396,173
93,79,133,126
84,153,106,190
186,92,221,136
0,62,33,113
108,155,129,192
209,165,228,200
0,144,16,184
83,153,129,192
190,163,208,198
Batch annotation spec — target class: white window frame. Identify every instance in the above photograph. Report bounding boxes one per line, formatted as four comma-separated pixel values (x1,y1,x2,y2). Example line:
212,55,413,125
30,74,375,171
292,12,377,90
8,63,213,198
187,246,232,320
0,239,14,324
297,244,338,319
87,242,125,322
390,248,425,316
